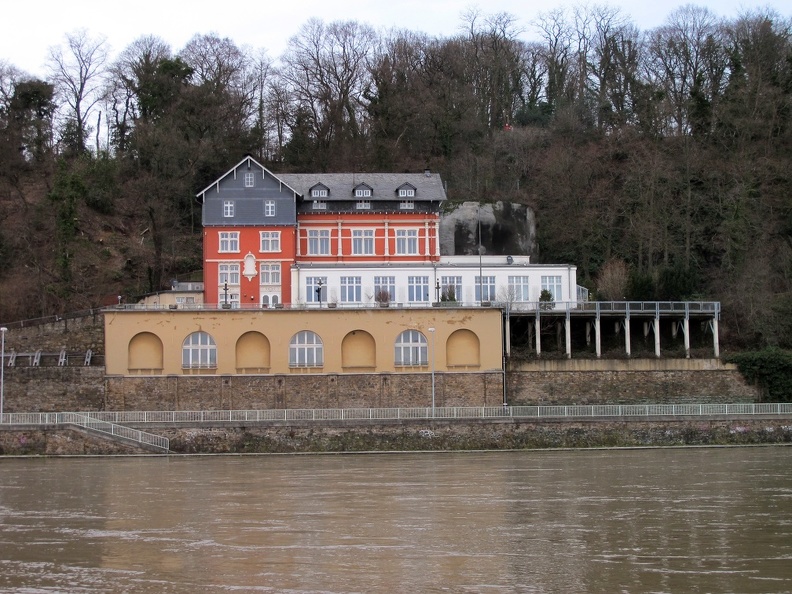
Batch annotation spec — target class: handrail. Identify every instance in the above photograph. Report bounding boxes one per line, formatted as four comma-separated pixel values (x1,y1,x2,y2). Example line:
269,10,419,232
2,403,788,427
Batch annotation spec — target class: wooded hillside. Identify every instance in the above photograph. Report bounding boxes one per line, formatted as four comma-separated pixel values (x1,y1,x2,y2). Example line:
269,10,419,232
0,5,790,350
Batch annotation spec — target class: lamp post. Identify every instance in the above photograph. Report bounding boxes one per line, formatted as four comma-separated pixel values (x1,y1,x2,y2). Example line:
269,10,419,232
316,279,323,307
1,327,6,421
223,282,229,307
428,327,436,417
435,280,441,303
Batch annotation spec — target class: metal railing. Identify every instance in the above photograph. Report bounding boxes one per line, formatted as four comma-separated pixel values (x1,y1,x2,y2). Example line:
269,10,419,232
2,412,169,452
2,403,787,427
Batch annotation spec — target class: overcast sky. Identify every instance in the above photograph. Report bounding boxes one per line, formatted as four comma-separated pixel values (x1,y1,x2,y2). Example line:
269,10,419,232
2,0,786,78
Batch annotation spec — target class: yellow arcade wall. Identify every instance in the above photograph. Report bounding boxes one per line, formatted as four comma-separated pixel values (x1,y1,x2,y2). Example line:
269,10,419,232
104,307,504,376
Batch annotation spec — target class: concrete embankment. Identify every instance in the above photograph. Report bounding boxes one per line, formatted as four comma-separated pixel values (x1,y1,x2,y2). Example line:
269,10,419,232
1,417,791,456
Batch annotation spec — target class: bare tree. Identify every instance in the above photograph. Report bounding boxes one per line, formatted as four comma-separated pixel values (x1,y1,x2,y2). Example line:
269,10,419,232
47,29,109,155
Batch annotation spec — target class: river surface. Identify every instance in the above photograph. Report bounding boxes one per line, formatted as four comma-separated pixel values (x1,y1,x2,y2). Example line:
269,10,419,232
0,447,791,593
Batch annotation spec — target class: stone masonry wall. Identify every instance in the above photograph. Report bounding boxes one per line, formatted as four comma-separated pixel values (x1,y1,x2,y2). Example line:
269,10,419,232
506,370,758,405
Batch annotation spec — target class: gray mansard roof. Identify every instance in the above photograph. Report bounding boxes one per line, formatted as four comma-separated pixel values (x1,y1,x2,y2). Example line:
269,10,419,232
278,173,447,203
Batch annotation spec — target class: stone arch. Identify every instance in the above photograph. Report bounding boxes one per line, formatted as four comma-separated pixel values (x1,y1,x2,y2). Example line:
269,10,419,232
342,330,376,371
236,331,270,373
128,332,164,374
446,329,481,369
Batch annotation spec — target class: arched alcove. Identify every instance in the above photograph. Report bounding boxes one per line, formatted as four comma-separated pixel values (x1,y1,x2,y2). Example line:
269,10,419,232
447,329,480,369
342,330,376,371
236,331,270,373
128,332,164,374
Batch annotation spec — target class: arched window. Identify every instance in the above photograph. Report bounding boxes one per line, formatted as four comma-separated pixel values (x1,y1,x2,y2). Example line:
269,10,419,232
395,330,427,366
290,331,323,367
182,332,217,369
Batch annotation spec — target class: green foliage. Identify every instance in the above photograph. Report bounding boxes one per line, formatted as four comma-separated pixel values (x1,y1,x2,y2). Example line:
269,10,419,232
539,289,554,310
726,348,792,402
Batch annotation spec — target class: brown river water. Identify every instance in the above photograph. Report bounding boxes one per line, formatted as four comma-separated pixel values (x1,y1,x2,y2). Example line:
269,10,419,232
0,447,791,593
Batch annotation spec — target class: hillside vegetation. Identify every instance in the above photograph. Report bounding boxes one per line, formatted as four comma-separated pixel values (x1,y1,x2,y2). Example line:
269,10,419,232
0,5,790,350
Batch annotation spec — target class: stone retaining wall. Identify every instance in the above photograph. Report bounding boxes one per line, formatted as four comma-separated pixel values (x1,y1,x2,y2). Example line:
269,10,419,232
2,418,790,455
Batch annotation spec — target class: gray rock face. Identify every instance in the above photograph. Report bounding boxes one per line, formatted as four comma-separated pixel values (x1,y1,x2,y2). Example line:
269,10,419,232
439,201,536,256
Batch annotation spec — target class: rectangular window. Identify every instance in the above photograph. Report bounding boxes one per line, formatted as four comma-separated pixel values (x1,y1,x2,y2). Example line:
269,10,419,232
218,263,240,285
260,231,281,252
395,229,418,255
475,276,496,301
352,229,374,255
311,188,328,198
306,276,327,303
541,275,563,301
399,188,415,197
374,276,395,303
356,200,371,210
408,276,429,302
355,188,371,197
508,276,531,302
441,276,462,302
223,201,234,217
313,200,327,210
244,172,254,187
308,229,331,255
264,200,276,217
260,262,281,285
219,232,239,253
340,276,362,302
400,200,414,210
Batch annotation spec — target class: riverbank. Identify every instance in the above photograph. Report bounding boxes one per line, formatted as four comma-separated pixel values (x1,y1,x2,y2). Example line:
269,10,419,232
2,418,791,455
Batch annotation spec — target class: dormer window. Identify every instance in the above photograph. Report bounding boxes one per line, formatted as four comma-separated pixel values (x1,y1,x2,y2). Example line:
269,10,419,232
399,188,415,197
311,188,328,198
356,200,371,210
355,188,371,198
313,200,327,210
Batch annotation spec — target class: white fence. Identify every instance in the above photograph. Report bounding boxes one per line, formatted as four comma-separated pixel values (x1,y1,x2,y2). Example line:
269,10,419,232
2,403,789,427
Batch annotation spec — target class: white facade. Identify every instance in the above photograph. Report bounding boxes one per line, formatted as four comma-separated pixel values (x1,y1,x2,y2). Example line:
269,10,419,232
290,256,580,307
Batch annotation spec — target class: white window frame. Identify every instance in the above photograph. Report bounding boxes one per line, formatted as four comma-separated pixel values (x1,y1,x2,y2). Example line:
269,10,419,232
374,276,395,302
541,275,563,301
219,232,239,253
356,200,371,210
223,201,234,217
340,276,362,303
508,276,531,302
400,200,415,210
260,231,281,253
399,188,415,197
408,276,429,302
355,188,372,198
264,200,276,217
313,200,327,210
307,229,331,255
352,229,375,255
396,229,419,255
306,276,327,303
440,276,462,302
218,263,240,285
395,330,428,366
260,262,281,285
311,188,328,198
289,331,324,367
475,276,496,301
244,172,254,187
182,332,217,369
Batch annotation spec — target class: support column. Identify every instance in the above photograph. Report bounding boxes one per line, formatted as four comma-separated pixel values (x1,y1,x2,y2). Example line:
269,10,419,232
434,220,441,257
712,318,720,358
595,315,601,358
654,316,661,357
337,220,343,258
684,316,690,359
565,309,571,359
535,313,542,356
384,222,390,256
624,315,631,357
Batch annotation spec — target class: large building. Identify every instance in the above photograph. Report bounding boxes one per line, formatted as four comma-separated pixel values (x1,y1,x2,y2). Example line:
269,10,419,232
198,156,580,309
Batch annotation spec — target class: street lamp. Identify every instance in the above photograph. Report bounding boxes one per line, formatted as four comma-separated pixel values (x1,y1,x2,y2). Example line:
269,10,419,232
1,327,6,421
435,280,441,303
316,279,323,307
427,327,436,417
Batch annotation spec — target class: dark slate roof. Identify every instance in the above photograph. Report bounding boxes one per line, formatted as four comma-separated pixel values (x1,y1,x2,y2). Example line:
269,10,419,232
277,173,447,203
